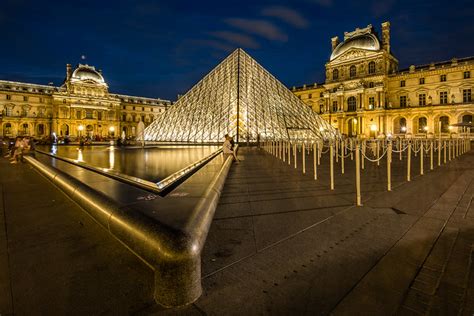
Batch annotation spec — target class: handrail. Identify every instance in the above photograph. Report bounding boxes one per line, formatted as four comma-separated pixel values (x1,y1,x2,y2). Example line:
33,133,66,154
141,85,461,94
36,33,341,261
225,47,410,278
34,147,223,196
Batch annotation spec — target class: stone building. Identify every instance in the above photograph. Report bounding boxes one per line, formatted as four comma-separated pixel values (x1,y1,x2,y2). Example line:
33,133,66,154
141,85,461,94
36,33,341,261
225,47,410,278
0,63,171,140
293,22,473,138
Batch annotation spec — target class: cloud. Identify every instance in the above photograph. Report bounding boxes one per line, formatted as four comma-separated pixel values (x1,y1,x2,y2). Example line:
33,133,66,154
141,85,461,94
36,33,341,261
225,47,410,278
261,6,310,29
305,0,333,7
371,0,396,17
225,18,288,42
209,31,260,49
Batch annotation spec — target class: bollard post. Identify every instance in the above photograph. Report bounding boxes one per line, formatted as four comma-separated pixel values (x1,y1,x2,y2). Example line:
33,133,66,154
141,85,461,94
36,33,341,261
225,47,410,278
361,140,365,170
288,142,291,165
330,142,334,190
399,139,402,161
407,141,411,182
387,141,392,191
294,143,297,169
430,140,433,170
313,143,317,180
444,140,447,164
420,141,424,175
376,140,380,166
438,139,441,166
283,141,286,162
448,139,452,161
350,139,354,161
341,141,345,175
355,142,362,206
414,140,417,157
302,142,306,174
317,141,321,165
335,139,339,163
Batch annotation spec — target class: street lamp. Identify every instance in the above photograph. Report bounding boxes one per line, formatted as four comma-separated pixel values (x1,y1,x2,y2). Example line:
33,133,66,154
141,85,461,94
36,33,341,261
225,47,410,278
78,124,84,137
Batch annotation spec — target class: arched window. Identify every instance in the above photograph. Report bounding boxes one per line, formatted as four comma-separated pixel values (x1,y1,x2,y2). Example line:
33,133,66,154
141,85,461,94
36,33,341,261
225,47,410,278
37,124,45,135
399,118,407,133
418,117,428,133
462,115,473,133
347,97,357,112
368,61,376,74
350,65,356,78
4,123,12,136
332,69,339,80
21,123,29,136
439,116,450,133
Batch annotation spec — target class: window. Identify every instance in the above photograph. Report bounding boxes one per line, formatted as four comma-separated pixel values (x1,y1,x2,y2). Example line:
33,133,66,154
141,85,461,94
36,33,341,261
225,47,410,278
440,74,447,82
400,96,407,108
123,106,126,110
400,80,406,87
368,82,374,88
332,101,338,112
39,97,43,103
98,111,102,120
369,97,375,109
347,96,357,111
142,107,145,111
5,107,12,116
440,91,448,104
333,69,339,80
419,94,426,106
464,71,471,79
439,116,450,133
122,114,126,121
4,123,11,134
419,78,425,85
368,62,376,74
38,124,45,135
418,117,428,133
23,96,28,101
133,106,136,110
463,89,472,102
320,92,324,97
76,111,81,119
350,66,356,78
399,118,407,133
85,110,93,119
6,94,11,100
308,93,312,99
63,99,66,104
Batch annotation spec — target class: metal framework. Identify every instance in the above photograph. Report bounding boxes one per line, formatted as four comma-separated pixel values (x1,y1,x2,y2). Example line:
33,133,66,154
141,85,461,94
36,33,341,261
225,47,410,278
142,49,338,143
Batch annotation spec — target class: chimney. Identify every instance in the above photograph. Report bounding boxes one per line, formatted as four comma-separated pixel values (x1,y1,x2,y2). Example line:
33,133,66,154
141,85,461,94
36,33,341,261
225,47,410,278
331,36,339,52
381,22,391,53
66,64,72,80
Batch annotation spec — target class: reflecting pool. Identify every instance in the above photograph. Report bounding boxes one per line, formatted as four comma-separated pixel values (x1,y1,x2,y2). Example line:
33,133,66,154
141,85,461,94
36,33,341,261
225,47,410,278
37,145,219,182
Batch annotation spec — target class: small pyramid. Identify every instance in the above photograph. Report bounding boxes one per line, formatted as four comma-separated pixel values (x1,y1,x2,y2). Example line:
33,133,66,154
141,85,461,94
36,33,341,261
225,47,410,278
142,49,338,143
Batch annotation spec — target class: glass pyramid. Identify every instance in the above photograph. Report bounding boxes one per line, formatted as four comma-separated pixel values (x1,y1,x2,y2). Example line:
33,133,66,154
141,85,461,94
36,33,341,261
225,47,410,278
142,49,338,143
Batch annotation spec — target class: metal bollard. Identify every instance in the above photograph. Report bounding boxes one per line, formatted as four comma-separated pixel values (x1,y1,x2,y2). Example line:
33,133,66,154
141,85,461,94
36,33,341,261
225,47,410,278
302,142,306,174
313,143,317,180
407,141,411,182
420,141,424,175
387,141,392,191
355,143,362,206
330,142,334,190
430,140,433,170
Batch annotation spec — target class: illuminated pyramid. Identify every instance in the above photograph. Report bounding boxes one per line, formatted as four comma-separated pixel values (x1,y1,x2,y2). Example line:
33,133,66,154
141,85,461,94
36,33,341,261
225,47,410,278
142,49,338,143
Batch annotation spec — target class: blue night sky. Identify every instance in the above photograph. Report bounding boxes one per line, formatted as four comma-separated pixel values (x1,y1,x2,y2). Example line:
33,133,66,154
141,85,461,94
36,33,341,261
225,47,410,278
0,0,473,101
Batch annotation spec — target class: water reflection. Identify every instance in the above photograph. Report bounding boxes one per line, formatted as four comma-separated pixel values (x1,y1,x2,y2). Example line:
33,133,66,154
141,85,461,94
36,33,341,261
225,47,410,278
39,145,218,182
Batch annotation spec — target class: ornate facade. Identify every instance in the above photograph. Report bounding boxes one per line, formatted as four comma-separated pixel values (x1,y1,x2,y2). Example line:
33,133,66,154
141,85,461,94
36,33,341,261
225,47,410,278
0,64,171,140
293,22,473,138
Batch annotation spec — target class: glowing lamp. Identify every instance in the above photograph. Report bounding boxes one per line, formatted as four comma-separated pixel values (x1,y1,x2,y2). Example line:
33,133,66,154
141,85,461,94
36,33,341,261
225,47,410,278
109,126,115,132
370,124,377,131
401,126,407,132
78,125,84,131
448,125,453,130
353,118,357,124
423,126,428,131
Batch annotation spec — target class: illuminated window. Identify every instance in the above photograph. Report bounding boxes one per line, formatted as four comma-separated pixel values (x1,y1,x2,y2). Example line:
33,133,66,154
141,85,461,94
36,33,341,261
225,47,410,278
369,82,374,88
439,116,449,132
347,96,356,111
350,66,356,78
23,96,28,101
368,97,375,109
463,89,472,102
440,91,448,104
368,61,375,74
6,94,11,100
419,78,425,85
85,110,93,119
464,71,471,79
400,80,405,87
419,94,426,106
440,74,446,82
400,96,407,108
418,117,427,133
332,101,338,112
308,93,312,99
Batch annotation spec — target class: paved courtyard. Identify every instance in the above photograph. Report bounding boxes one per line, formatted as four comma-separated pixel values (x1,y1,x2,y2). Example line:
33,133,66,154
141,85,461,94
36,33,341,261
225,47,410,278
1,145,473,315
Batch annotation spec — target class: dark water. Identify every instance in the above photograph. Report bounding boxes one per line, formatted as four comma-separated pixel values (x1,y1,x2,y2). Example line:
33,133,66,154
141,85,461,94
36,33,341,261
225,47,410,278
37,145,219,182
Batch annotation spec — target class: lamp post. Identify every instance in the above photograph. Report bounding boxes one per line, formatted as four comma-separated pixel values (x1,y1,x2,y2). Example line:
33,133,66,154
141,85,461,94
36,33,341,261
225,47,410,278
78,125,84,138
109,126,115,137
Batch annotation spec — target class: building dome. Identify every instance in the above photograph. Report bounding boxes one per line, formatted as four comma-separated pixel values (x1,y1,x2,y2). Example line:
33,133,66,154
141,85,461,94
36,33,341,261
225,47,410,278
71,64,105,84
330,33,381,61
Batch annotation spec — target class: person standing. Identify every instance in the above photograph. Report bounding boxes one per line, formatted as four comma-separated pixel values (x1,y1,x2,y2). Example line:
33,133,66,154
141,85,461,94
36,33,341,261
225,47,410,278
223,135,238,163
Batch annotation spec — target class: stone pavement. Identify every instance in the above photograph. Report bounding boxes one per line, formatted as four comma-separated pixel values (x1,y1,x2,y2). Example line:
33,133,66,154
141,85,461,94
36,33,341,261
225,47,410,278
0,145,473,315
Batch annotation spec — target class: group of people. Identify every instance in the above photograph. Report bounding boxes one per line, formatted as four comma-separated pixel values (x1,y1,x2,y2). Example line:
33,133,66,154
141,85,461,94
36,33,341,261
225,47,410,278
3,136,35,164
223,134,239,162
